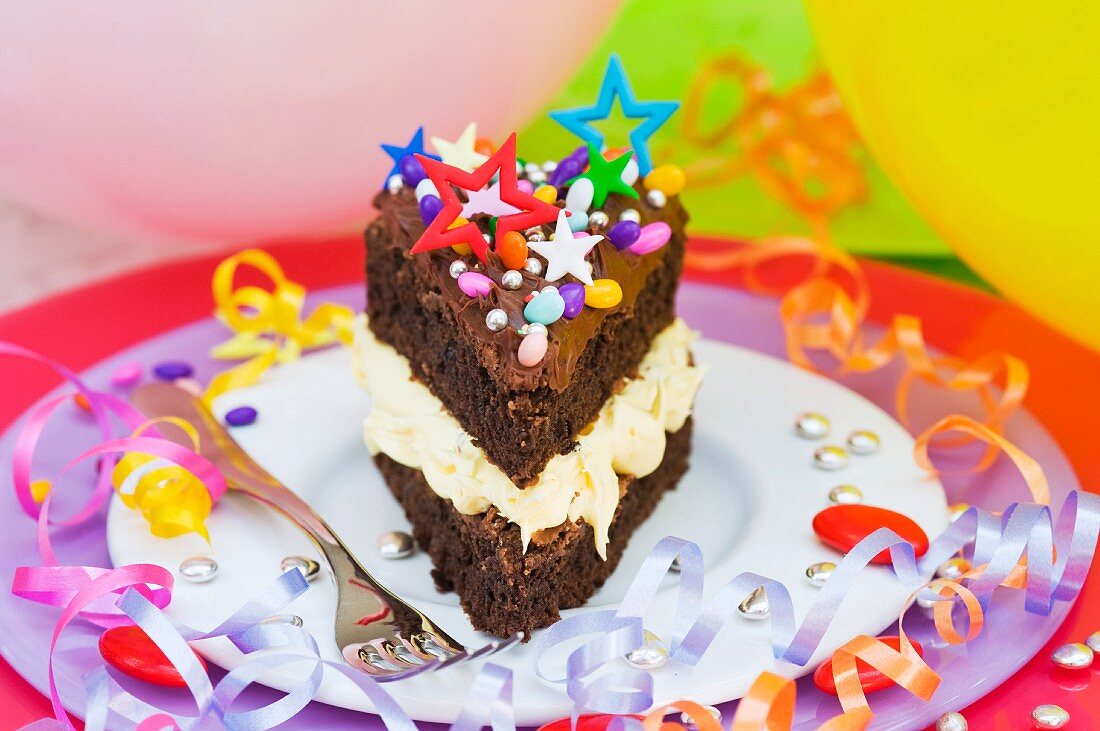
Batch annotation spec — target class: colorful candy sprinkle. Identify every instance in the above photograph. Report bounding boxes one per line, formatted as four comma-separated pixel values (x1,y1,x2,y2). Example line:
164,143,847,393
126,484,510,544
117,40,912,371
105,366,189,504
419,194,443,226
111,361,143,388
565,177,595,213
628,221,672,255
621,156,640,187
559,282,586,319
518,331,548,367
153,361,194,381
584,279,623,309
549,158,583,188
498,231,529,271
812,504,930,564
813,636,925,696
533,185,558,204
607,220,641,250
457,271,494,298
225,406,258,427
399,154,427,187
99,625,207,688
524,287,566,325
644,163,686,196
568,211,590,232
517,179,534,195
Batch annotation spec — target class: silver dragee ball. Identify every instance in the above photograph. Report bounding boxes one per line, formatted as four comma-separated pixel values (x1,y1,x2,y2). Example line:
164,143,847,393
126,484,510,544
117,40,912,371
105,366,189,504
794,411,831,439
828,484,863,504
813,445,849,471
1086,631,1100,653
523,257,544,276
847,429,881,455
377,531,415,560
619,208,641,223
500,269,524,290
1031,704,1070,729
485,309,509,333
280,555,321,582
1050,642,1094,669
936,712,968,731
805,561,837,588
386,174,404,194
525,228,546,242
526,323,548,337
588,210,610,228
738,586,770,620
448,260,468,278
260,614,304,627
179,556,218,583
624,629,669,670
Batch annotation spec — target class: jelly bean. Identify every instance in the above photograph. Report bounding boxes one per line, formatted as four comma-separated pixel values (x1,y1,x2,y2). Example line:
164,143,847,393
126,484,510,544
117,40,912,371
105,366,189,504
474,137,496,157
565,177,595,212
99,625,207,688
533,185,558,204
518,331,549,367
550,158,582,188
448,216,469,230
517,179,534,195
498,231,528,271
568,211,590,232
813,637,925,695
523,289,566,325
457,271,494,298
621,156,640,186
584,279,623,309
559,282,586,319
73,393,92,412
399,154,427,187
644,164,686,196
451,243,473,256
812,504,930,564
628,221,672,255
110,361,142,388
607,220,641,250
153,361,193,381
414,178,438,202
419,194,443,226
225,406,258,427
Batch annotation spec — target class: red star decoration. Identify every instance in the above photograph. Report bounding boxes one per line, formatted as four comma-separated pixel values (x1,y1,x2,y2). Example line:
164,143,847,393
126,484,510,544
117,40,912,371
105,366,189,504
412,133,560,263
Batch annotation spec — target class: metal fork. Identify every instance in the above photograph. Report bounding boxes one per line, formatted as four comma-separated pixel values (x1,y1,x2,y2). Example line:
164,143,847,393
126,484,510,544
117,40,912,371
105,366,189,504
131,383,521,680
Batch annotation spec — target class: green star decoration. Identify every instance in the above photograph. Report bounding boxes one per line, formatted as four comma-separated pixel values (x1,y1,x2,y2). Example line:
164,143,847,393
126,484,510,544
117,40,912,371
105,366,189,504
567,143,639,208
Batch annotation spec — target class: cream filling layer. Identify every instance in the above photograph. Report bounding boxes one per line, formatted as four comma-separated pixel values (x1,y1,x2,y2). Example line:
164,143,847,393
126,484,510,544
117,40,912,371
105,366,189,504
352,315,703,559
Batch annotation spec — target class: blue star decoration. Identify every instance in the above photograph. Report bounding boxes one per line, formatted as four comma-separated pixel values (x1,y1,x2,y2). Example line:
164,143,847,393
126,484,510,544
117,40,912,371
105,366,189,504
549,54,679,177
379,126,440,188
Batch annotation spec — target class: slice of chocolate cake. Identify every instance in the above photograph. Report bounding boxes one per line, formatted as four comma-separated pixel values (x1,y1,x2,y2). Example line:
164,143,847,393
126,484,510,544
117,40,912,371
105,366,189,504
358,87,701,637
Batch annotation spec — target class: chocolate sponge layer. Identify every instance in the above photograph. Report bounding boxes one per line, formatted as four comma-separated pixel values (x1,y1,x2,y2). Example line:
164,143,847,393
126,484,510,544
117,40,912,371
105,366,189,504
373,419,693,638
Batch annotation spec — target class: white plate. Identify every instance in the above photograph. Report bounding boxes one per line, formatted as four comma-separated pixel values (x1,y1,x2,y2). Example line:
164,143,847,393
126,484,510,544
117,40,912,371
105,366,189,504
107,340,948,724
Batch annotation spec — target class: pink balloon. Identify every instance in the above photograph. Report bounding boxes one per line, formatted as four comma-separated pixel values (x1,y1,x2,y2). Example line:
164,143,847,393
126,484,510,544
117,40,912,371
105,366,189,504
0,2,620,243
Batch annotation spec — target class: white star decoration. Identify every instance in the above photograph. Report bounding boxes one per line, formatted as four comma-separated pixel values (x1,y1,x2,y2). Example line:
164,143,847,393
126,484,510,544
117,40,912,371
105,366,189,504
461,181,521,218
430,122,489,173
528,209,602,285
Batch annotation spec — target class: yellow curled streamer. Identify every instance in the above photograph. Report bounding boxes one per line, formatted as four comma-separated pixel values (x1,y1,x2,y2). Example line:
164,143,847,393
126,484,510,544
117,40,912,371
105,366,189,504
111,417,214,543
205,249,355,404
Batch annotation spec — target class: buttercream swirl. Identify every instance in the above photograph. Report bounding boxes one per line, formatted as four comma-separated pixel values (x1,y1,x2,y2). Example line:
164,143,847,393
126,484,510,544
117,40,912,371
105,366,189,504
353,316,703,558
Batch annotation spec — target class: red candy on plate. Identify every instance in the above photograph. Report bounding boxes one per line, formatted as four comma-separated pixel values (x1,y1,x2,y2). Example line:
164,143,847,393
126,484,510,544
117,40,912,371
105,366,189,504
99,625,207,687
812,504,930,565
813,636,925,695
537,714,643,731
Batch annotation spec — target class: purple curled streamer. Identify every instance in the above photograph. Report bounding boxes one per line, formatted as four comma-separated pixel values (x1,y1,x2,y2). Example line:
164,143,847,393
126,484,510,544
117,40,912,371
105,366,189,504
533,491,1100,715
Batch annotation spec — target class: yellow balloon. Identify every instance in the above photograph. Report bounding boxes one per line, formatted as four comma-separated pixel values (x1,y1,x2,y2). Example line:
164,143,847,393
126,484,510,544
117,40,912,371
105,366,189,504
803,2,1100,350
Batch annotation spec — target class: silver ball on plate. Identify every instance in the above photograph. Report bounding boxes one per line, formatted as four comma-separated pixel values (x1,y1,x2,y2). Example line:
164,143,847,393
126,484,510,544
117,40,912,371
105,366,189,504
828,484,863,504
935,557,971,581
280,555,321,582
179,556,218,583
847,429,881,455
523,257,544,276
680,705,722,728
500,269,524,290
386,174,404,194
1050,642,1094,669
805,561,836,588
936,712,968,731
448,260,468,279
485,308,509,333
794,412,831,439
813,445,849,471
588,210,610,228
624,629,669,670
619,208,641,223
378,531,415,560
1031,704,1070,729
1086,631,1100,653
738,586,770,620
528,170,548,186
645,189,667,208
